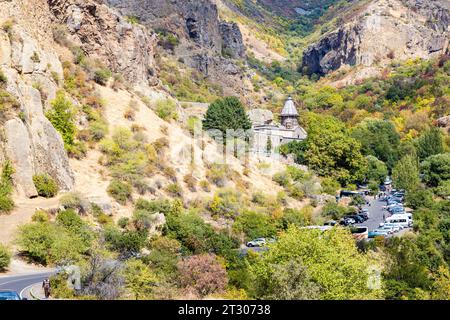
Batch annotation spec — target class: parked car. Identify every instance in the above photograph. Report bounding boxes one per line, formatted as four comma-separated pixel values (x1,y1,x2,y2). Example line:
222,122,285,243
369,230,389,238
380,223,401,232
246,238,266,247
0,290,24,300
344,215,365,224
339,218,354,226
356,214,369,222
378,225,395,234
324,220,337,226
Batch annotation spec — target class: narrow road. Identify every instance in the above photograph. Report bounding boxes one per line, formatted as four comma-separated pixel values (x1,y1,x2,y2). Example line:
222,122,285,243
0,272,54,299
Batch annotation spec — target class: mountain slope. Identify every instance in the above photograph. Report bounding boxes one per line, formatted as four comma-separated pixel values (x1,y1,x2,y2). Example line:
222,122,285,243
302,0,450,77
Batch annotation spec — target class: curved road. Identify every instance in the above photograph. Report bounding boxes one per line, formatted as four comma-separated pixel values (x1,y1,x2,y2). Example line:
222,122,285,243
0,272,54,299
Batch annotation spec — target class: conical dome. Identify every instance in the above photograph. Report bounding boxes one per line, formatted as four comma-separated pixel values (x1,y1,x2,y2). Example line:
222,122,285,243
281,96,298,116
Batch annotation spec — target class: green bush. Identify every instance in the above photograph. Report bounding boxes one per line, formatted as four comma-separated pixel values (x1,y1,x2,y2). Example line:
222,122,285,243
0,243,11,271
273,172,290,187
33,174,59,198
0,161,15,214
166,183,183,198
32,210,50,223
46,92,77,151
94,68,112,85
16,222,87,265
107,179,133,205
233,211,277,241
0,70,7,87
155,99,178,121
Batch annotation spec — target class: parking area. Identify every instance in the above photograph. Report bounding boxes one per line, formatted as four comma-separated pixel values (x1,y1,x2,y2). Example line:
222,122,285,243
355,190,413,238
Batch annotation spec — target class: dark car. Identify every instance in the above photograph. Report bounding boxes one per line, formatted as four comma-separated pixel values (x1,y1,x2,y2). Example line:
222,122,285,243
345,215,365,223
356,214,369,222
0,290,23,300
340,218,355,226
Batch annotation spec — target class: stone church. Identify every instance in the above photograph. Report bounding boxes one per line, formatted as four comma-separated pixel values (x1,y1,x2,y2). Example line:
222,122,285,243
248,97,307,156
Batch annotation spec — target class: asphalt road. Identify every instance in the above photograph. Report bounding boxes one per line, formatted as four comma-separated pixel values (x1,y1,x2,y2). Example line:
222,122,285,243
0,272,54,299
356,196,386,232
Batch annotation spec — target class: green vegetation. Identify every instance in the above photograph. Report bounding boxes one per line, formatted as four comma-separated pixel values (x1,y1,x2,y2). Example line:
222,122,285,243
16,210,93,265
0,161,15,214
251,226,382,299
46,92,86,158
33,174,59,198
155,99,178,121
0,243,11,271
107,179,133,205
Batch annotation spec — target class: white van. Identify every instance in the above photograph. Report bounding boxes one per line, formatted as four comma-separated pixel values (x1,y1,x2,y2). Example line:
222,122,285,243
386,214,411,228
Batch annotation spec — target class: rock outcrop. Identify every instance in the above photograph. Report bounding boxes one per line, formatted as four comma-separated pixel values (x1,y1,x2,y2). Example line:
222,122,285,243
302,0,450,76
1,24,75,197
48,0,158,86
105,0,247,95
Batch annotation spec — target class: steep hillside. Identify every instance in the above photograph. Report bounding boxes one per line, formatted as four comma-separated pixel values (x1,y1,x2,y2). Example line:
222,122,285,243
302,0,450,78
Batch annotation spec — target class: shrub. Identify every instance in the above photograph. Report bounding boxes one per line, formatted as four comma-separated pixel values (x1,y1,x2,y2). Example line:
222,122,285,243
94,68,112,85
183,174,197,192
16,222,87,265
206,164,228,187
200,180,211,192
107,179,133,205
166,183,183,198
46,93,76,149
0,244,11,271
0,161,15,214
60,192,90,214
32,210,50,223
177,254,228,297
0,70,7,87
321,177,341,195
1,19,14,33
273,172,290,187
118,217,130,229
233,210,277,241
155,99,178,121
33,174,59,198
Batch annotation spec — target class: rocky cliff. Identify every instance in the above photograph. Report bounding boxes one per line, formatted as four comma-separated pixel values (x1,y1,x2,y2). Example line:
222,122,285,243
0,0,160,198
105,0,247,96
302,0,450,76
48,0,158,86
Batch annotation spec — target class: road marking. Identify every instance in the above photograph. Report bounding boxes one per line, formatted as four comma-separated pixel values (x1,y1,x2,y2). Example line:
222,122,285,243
19,283,36,300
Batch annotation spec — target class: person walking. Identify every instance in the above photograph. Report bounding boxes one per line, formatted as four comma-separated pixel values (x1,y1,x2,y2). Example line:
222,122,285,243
42,278,51,299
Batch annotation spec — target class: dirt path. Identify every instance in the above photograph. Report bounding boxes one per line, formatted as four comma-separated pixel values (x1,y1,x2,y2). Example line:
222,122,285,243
0,196,60,246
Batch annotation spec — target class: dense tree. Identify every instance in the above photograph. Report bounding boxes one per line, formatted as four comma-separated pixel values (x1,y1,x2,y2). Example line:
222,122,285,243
250,226,382,299
392,155,420,192
421,153,450,187
351,120,400,170
302,113,367,185
233,210,277,241
202,97,252,157
365,156,388,184
416,128,445,160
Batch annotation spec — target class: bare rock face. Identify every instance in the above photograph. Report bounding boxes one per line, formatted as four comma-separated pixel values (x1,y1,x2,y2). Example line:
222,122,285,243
0,22,75,197
48,0,158,86
302,0,450,76
219,22,246,59
4,119,38,198
105,0,247,95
